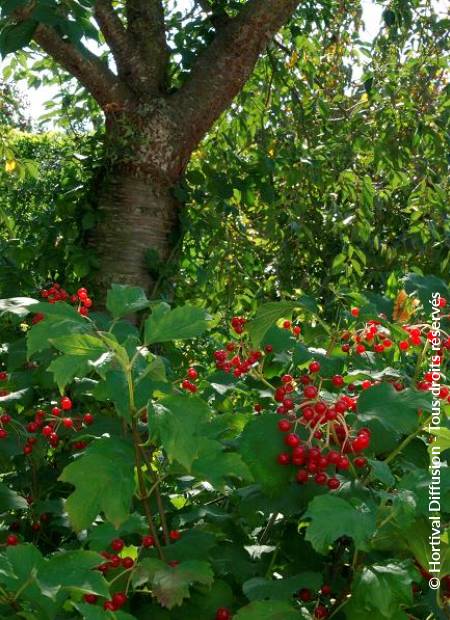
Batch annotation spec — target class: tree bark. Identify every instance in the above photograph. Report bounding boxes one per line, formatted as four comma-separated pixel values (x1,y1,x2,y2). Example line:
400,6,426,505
93,169,179,295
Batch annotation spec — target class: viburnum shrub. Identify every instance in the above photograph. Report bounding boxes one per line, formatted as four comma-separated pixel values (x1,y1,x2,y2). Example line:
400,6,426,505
0,274,449,619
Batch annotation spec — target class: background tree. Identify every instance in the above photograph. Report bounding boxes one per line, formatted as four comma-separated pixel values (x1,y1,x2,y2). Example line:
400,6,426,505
1,0,306,294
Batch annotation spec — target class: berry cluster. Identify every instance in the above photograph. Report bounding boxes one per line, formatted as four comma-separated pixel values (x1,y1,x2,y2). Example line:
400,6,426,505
343,302,450,355
274,362,370,491
0,395,94,456
181,367,199,393
34,284,92,323
296,583,333,618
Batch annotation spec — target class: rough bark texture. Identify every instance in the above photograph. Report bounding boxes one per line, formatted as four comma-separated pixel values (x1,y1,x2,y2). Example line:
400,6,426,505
12,0,302,293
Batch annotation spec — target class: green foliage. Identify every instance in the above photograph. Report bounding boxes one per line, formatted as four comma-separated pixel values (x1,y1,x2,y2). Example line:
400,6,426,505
59,437,135,531
0,278,447,619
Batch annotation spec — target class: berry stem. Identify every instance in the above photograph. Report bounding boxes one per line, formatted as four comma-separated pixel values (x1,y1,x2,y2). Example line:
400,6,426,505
132,422,165,560
384,415,432,465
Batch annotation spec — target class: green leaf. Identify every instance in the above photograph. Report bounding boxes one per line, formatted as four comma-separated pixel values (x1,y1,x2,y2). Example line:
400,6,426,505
247,302,297,348
144,303,211,344
239,415,291,495
93,369,130,420
243,572,322,601
145,560,214,609
152,395,211,470
0,481,28,513
191,439,253,488
345,560,418,618
106,284,150,318
0,20,37,56
50,334,108,357
27,310,90,357
48,355,90,392
367,459,395,486
304,495,376,554
357,383,430,434
38,551,110,598
59,437,135,531
234,600,299,619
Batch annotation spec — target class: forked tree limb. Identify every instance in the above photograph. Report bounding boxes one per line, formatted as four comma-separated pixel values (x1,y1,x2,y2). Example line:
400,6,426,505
172,0,301,155
33,23,128,107
94,0,150,91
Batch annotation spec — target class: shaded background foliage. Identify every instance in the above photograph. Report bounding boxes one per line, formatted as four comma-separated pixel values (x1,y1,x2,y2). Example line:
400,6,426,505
0,0,448,310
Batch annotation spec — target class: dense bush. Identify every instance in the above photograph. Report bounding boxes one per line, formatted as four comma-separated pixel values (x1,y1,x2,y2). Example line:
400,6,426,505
0,273,448,619
0,129,100,296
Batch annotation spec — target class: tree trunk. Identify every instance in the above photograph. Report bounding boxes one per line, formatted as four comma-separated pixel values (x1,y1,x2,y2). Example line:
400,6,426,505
93,169,180,296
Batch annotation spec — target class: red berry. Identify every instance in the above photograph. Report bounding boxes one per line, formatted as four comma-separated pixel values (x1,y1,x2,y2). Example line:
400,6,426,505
309,361,321,373
60,396,72,411
296,469,309,484
285,433,300,448
42,425,53,437
187,367,198,380
6,534,18,546
315,604,329,618
337,456,350,470
0,371,7,381
111,538,124,552
399,340,409,351
281,374,293,383
293,325,301,335
304,385,318,399
83,412,94,425
297,588,312,601
321,584,332,596
354,457,367,468
169,530,181,541
265,345,273,353
328,478,340,490
216,608,231,620
84,593,98,604
0,429,8,439
277,419,291,432
104,601,117,611
282,320,291,329
351,307,360,317
277,452,290,465
331,375,344,388
121,557,134,569
62,417,73,428
315,472,328,485
142,535,155,548
112,592,127,608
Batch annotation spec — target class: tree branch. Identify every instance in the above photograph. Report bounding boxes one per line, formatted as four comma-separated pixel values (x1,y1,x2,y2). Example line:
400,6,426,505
171,0,301,156
32,23,127,108
94,0,150,93
126,0,170,93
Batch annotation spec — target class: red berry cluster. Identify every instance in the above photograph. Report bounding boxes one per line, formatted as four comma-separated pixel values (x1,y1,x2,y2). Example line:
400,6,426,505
84,591,128,612
181,367,199,393
34,284,92,322
282,319,302,336
1,396,95,456
343,300,450,355
231,316,246,334
275,364,371,491
96,538,135,576
296,583,333,618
